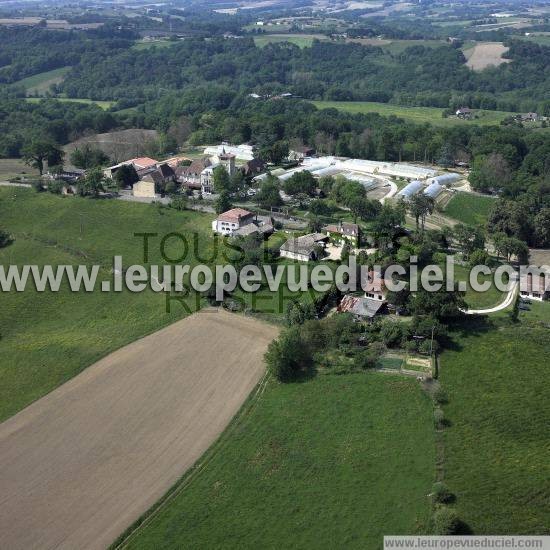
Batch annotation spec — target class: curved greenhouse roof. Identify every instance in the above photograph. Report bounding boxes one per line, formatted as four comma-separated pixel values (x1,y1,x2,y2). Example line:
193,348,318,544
397,180,424,199
424,182,444,199
428,173,461,186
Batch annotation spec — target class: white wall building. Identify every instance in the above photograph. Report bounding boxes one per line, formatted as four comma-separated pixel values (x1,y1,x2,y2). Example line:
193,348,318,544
211,208,255,235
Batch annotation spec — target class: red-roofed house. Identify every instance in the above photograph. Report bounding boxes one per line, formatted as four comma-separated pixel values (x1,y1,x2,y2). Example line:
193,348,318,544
212,208,255,235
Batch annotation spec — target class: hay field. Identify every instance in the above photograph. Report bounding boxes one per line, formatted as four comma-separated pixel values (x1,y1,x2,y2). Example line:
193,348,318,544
464,42,511,71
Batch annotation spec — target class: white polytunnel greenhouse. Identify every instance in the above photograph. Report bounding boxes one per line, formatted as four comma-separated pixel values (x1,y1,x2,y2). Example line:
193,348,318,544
340,172,377,190
424,182,444,199
397,179,424,199
426,173,462,187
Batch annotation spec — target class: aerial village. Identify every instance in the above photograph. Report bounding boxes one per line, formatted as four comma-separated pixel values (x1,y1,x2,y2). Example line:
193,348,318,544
48,140,549,320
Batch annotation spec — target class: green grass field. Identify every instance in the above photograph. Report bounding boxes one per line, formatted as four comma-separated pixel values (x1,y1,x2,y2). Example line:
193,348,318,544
122,373,436,549
453,264,505,310
312,101,515,128
254,34,326,48
382,39,448,55
132,39,179,50
444,192,496,226
25,97,115,110
440,315,550,534
0,188,215,421
15,66,71,95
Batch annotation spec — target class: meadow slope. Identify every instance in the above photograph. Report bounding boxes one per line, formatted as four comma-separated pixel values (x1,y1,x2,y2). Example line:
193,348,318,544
122,373,436,550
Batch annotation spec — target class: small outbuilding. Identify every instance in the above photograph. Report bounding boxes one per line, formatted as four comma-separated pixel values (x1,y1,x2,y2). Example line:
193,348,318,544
279,233,329,262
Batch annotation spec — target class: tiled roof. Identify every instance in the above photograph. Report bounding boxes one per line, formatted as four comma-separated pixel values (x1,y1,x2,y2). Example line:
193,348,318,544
131,157,158,169
217,208,253,223
323,222,359,236
361,270,386,294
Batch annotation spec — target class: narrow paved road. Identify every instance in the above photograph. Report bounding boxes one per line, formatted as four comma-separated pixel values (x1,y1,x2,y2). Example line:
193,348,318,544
461,278,518,315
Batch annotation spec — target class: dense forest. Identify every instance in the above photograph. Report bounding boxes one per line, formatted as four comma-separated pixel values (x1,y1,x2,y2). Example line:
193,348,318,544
1,27,549,113
54,37,550,113
0,26,136,86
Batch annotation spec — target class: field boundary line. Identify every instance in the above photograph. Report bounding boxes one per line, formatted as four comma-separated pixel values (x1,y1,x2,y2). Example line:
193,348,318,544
112,368,273,549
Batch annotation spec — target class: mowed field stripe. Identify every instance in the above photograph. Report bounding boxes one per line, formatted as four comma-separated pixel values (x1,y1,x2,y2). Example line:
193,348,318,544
0,309,278,550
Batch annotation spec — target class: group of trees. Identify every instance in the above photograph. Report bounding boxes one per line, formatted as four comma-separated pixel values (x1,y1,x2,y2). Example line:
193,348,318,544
21,138,64,175
408,193,435,233
70,144,109,170
0,99,119,158
486,196,550,250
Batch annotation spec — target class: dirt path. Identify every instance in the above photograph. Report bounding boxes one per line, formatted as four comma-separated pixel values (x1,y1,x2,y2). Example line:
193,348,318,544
0,309,278,550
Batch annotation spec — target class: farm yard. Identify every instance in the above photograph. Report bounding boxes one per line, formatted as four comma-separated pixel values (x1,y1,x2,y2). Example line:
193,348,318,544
0,309,278,550
121,374,436,550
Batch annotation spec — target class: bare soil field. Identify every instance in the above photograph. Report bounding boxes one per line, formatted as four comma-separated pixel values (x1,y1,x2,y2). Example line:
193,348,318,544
64,129,159,166
0,309,278,550
465,42,511,71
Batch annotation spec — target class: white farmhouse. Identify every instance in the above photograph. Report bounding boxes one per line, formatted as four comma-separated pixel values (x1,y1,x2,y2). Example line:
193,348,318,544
212,208,255,235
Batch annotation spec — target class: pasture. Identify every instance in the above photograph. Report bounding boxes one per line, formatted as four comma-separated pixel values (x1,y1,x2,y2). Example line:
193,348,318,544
443,192,495,226
440,316,550,534
14,66,71,95
254,34,326,48
132,39,179,50
381,39,448,55
0,310,277,549
0,188,215,421
121,373,435,549
311,101,515,127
